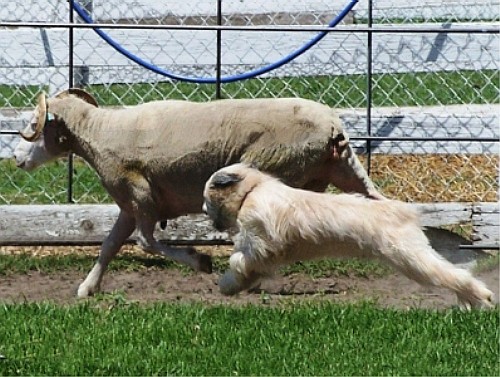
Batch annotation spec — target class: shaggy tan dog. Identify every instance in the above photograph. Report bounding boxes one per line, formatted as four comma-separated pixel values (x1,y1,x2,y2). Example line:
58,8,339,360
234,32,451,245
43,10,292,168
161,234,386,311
203,163,494,309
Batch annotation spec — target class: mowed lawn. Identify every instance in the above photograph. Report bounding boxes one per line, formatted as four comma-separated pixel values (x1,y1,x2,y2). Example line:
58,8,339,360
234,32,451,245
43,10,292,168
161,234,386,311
0,301,498,376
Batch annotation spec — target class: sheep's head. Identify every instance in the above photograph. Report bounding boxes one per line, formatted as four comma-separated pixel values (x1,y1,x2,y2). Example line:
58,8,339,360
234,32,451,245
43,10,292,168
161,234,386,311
14,89,98,171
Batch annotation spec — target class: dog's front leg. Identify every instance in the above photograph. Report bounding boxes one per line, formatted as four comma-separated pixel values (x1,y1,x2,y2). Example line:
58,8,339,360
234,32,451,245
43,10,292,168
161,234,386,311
219,251,263,295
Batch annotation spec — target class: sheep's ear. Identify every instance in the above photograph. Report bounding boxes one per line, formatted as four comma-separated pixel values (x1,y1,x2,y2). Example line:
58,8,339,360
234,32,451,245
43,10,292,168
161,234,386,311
211,173,242,188
54,88,98,107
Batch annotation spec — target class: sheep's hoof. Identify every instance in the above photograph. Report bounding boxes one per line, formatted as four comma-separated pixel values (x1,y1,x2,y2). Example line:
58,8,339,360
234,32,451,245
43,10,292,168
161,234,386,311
76,284,97,298
198,254,213,274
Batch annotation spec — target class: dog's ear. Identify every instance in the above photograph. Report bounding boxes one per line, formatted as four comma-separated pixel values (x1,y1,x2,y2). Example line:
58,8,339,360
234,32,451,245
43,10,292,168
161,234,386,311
211,172,242,188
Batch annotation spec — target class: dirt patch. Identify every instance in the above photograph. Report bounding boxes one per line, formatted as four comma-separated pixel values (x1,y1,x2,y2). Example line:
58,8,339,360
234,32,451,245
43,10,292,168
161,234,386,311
1,246,498,309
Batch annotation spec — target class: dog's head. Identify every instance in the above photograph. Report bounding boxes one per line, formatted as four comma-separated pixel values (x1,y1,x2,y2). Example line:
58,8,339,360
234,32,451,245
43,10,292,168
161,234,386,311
203,163,265,231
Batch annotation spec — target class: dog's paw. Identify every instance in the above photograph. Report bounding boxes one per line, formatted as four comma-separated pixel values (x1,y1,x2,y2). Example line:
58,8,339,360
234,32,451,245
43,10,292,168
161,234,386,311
219,271,245,296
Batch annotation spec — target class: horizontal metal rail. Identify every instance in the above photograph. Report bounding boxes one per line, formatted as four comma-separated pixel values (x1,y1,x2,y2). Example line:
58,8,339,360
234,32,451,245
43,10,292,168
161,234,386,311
350,136,500,142
459,244,500,250
2,239,234,247
1,21,499,34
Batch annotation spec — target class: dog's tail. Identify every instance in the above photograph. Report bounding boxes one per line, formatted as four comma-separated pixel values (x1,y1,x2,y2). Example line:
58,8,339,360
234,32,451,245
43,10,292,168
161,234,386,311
386,232,494,308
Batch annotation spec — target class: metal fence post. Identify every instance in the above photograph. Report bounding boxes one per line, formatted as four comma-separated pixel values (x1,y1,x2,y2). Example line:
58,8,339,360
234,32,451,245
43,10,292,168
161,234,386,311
67,0,92,203
366,0,373,175
215,0,222,99
67,0,75,203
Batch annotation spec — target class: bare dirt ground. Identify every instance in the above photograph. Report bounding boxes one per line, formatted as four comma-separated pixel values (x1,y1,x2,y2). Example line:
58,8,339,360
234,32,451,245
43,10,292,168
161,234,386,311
2,154,497,309
1,245,498,309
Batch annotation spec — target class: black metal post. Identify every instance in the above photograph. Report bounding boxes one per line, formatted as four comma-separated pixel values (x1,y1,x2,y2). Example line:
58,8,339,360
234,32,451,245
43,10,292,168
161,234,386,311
215,0,222,99
366,0,373,175
67,0,75,203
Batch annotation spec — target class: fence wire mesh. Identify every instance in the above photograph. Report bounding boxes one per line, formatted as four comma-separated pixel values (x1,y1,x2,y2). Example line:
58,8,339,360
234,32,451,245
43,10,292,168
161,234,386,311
0,0,498,205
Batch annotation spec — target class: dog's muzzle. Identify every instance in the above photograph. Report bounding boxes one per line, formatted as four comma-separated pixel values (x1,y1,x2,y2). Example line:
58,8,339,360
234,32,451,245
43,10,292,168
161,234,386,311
203,200,232,231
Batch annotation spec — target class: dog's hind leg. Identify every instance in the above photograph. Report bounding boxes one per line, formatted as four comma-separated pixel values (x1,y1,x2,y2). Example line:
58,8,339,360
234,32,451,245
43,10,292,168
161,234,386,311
380,237,494,309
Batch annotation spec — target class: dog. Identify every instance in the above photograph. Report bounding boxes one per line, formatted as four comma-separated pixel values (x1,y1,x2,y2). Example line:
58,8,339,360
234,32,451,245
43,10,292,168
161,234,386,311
202,163,494,309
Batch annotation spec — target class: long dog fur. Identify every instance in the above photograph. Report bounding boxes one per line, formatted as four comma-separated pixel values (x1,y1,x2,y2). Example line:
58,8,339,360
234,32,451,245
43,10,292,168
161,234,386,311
203,163,494,309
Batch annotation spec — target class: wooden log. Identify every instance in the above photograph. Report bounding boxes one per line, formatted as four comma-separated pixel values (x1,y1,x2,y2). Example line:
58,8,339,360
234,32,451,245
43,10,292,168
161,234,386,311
471,203,499,246
0,204,229,246
0,202,487,246
414,202,472,228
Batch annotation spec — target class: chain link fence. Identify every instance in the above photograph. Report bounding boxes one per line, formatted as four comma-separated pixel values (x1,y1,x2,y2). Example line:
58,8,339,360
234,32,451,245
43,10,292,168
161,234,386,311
0,0,498,205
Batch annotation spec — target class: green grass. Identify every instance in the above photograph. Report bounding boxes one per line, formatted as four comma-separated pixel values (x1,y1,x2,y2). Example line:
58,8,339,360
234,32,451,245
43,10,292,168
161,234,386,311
0,85,45,107
281,258,389,278
0,253,195,277
0,301,498,375
0,253,158,276
0,158,111,204
474,253,500,274
0,252,390,278
88,70,499,108
2,70,498,108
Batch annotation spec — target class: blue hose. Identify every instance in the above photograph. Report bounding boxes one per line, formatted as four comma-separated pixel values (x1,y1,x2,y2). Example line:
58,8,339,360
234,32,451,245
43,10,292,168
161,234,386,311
71,0,358,84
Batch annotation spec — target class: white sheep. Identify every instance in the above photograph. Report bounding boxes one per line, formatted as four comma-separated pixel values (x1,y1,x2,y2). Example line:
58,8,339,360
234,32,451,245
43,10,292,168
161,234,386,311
203,163,494,309
13,89,383,298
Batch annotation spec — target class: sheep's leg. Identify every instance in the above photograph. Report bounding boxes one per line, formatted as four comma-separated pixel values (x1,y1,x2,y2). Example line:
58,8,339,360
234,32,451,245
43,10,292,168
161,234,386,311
77,210,136,298
135,218,212,273
328,141,385,200
219,251,264,295
378,240,494,309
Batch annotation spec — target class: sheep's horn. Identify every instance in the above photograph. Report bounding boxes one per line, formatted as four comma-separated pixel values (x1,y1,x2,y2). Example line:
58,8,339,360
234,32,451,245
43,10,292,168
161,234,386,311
20,92,47,142
55,88,98,107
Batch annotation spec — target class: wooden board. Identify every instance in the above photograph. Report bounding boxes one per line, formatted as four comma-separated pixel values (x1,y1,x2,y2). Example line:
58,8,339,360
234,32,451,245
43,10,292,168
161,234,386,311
0,202,497,247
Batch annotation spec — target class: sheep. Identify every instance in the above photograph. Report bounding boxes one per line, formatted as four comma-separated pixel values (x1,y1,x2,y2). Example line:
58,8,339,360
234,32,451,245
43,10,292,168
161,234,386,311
13,88,384,298
202,163,494,309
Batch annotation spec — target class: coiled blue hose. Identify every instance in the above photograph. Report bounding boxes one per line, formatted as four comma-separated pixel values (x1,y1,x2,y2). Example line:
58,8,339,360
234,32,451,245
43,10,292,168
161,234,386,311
71,0,358,83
